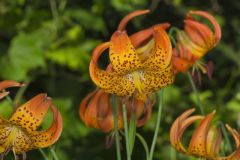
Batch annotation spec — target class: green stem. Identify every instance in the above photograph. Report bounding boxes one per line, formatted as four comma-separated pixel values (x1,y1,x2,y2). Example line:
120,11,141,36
218,121,233,153
128,112,136,154
170,146,176,160
50,147,59,160
149,89,164,160
3,90,14,106
49,0,59,34
39,149,49,160
187,71,205,115
122,103,131,160
168,27,180,37
13,78,31,107
136,133,150,160
112,96,122,160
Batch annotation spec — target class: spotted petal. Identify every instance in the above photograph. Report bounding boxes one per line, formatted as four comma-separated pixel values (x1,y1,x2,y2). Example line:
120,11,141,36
9,94,52,133
170,108,203,153
90,43,135,97
188,110,216,157
143,25,172,70
0,120,11,153
109,31,142,74
30,105,62,148
136,64,174,100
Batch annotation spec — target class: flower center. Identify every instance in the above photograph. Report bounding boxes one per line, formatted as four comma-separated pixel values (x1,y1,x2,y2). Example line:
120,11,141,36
127,71,145,95
0,125,19,153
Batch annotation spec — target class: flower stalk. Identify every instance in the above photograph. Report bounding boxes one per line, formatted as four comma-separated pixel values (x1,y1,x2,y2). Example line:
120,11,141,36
149,89,164,160
187,71,205,115
112,96,122,160
122,103,131,160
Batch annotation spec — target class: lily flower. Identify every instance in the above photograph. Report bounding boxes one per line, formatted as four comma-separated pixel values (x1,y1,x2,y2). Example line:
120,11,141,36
172,11,221,76
0,80,24,99
89,10,175,101
79,89,155,133
170,108,240,159
0,93,62,159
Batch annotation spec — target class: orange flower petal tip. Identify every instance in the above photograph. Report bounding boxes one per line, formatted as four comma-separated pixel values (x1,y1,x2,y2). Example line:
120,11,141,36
118,10,150,31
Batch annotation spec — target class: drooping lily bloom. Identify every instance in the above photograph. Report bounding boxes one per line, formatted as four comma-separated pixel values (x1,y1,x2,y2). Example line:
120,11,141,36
89,10,175,101
170,108,240,159
172,10,221,75
0,80,24,99
0,93,62,159
79,89,155,133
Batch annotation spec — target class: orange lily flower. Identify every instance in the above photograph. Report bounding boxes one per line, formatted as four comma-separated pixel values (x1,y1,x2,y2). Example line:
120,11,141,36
89,10,175,101
0,80,24,99
172,10,221,74
79,89,155,133
0,93,62,159
170,108,240,159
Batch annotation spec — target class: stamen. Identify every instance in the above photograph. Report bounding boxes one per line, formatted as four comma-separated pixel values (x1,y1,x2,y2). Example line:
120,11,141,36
132,71,144,94
2,126,19,153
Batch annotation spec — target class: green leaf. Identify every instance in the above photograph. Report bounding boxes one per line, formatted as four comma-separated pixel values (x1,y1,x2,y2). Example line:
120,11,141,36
128,113,136,154
0,29,53,80
46,40,100,79
64,9,107,34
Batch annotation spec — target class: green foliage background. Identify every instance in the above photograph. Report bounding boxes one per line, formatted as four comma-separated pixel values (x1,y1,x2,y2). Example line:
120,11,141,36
0,0,239,159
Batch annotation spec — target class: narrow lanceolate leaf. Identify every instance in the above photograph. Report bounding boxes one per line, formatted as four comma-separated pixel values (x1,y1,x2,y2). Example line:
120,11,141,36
128,113,136,154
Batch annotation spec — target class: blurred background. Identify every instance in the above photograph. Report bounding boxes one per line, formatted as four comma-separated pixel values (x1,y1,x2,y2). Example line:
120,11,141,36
0,0,239,159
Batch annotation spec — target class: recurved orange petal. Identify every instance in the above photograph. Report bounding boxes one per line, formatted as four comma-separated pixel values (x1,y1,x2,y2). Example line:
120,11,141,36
30,105,62,148
177,31,206,58
188,10,221,44
79,90,98,123
185,19,215,50
188,110,216,157
130,27,153,49
117,10,150,31
0,80,24,99
170,108,203,153
83,90,102,129
143,25,172,70
226,124,240,148
130,23,170,49
9,94,52,133
0,80,23,91
206,127,222,157
109,31,142,74
0,92,10,100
